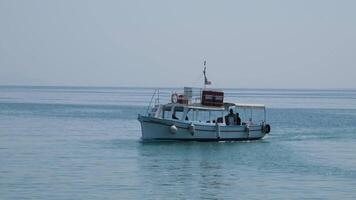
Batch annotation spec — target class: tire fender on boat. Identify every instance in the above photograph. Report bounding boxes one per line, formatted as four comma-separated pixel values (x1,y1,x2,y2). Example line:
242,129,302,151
170,125,178,134
188,123,195,136
263,124,271,134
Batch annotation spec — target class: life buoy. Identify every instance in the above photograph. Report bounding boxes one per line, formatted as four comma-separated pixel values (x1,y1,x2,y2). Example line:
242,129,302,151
171,93,178,103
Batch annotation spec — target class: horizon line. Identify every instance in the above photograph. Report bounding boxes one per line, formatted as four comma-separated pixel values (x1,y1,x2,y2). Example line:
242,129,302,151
0,84,356,91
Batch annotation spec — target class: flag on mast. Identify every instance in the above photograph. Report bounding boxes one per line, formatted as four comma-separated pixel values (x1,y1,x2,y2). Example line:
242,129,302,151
203,62,211,85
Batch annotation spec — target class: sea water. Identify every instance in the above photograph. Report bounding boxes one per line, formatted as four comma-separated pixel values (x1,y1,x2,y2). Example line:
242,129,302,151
1,86,356,199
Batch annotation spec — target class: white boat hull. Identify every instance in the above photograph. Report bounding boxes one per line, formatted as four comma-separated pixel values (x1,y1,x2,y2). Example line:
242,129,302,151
138,115,267,141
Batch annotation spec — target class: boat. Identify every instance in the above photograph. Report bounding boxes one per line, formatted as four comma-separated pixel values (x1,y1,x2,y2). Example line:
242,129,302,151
137,66,271,141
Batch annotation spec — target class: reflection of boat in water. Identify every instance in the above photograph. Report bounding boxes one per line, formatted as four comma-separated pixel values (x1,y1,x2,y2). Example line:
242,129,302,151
138,67,271,141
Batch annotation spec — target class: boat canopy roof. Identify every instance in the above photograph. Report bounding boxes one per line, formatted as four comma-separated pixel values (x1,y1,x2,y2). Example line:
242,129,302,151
162,102,265,111
223,102,265,109
188,103,225,111
234,103,265,109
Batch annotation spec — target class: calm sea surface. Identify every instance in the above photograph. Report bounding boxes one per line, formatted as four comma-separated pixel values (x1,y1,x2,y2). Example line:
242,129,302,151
1,86,356,199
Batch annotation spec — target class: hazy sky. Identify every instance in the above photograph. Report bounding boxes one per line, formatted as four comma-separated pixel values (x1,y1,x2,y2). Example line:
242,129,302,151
0,0,355,89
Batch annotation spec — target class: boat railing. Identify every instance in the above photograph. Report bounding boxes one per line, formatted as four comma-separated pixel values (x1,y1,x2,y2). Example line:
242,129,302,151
147,89,160,114
191,97,201,104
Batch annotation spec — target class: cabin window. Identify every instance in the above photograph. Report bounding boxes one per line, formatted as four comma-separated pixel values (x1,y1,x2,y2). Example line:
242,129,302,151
198,111,217,123
185,109,194,121
163,110,172,119
185,109,224,123
198,111,210,122
237,108,265,124
172,110,184,120
210,111,225,123
162,107,185,120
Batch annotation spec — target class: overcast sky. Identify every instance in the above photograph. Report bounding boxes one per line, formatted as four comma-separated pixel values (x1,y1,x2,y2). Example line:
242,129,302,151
0,0,355,89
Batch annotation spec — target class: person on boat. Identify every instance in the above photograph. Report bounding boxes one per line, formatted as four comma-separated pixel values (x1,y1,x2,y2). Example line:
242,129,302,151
172,111,179,120
236,112,241,125
225,108,237,126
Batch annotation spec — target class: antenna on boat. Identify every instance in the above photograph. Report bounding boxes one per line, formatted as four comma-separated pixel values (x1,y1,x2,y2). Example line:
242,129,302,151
203,61,211,88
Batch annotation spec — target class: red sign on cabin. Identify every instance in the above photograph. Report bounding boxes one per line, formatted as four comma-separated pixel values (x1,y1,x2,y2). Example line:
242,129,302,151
201,90,224,107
